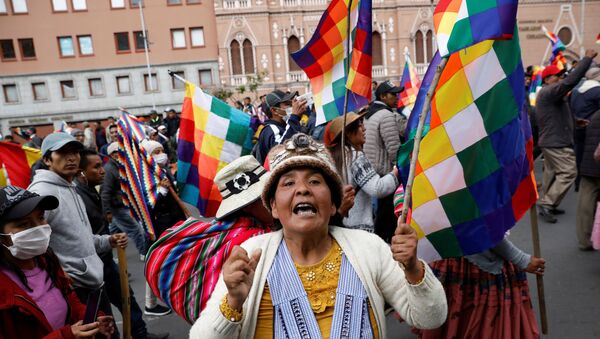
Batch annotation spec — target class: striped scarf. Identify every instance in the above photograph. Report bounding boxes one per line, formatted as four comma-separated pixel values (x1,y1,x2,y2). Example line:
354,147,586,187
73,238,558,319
145,217,268,323
267,240,374,339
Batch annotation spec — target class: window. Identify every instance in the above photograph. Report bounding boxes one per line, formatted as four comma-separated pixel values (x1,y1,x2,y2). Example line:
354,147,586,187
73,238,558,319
60,80,76,99
3,84,18,103
130,0,141,7
32,82,48,101
18,38,35,59
372,32,383,66
230,40,242,75
190,27,205,47
288,36,300,71
52,0,68,11
558,26,573,46
242,39,255,74
199,70,212,86
110,0,125,8
58,36,75,57
167,0,182,4
88,78,104,96
0,0,7,13
187,0,200,3
77,35,93,55
134,31,146,50
144,73,158,92
1,39,16,60
426,30,433,62
170,71,184,90
10,0,27,13
116,76,131,94
415,31,424,64
171,29,186,49
114,32,130,52
71,0,86,10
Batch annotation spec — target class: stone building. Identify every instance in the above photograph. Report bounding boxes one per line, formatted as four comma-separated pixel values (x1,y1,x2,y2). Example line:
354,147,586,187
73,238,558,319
0,0,219,136
214,0,600,99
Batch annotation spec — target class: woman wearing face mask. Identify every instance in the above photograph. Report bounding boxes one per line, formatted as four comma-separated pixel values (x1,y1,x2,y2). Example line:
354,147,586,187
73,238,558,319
0,185,115,338
140,140,186,239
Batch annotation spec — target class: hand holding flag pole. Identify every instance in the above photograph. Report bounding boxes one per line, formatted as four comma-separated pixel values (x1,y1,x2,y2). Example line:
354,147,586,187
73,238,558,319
398,57,448,225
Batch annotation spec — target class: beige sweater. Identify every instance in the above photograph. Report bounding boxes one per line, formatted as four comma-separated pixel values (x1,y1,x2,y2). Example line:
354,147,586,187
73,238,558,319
190,227,447,338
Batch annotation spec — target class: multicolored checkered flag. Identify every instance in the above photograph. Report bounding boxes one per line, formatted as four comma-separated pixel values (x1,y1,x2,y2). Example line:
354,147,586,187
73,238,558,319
291,0,372,125
177,82,254,217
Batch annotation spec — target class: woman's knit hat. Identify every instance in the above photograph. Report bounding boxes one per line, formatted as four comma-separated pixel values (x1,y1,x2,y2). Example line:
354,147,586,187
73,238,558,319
261,133,343,211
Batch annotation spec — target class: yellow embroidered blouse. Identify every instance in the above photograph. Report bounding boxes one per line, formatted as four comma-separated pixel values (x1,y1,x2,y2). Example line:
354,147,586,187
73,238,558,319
253,240,379,338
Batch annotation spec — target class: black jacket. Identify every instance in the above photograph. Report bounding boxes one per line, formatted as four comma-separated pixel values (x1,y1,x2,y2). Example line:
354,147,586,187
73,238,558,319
253,114,302,165
580,110,600,178
152,172,186,238
163,117,180,138
75,179,112,260
100,158,125,214
535,57,592,148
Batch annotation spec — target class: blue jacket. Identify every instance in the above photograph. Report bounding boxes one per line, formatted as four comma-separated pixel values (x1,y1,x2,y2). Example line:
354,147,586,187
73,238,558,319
253,115,302,165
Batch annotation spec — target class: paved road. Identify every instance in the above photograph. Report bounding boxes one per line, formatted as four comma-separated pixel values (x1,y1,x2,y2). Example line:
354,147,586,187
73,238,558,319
112,159,600,338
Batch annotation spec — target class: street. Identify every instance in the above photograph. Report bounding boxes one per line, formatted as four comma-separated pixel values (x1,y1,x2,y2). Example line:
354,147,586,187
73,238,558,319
112,159,600,338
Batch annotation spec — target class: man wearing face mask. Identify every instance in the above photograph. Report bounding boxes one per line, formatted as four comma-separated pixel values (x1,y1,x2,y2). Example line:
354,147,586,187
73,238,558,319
253,89,307,165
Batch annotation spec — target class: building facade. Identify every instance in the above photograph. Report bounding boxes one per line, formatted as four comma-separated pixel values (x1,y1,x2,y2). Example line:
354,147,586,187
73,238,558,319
0,0,219,136
214,0,600,99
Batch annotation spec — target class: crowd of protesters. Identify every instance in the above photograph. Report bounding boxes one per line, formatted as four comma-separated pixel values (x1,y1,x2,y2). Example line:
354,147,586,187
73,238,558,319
0,47,598,338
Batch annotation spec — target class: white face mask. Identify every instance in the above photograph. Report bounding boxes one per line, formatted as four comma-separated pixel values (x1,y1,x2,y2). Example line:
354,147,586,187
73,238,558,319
1,224,52,260
153,153,169,167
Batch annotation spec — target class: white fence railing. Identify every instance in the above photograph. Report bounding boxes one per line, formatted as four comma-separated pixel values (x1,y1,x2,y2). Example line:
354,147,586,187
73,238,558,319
372,66,385,78
282,0,327,6
288,71,307,82
230,75,248,86
223,0,250,8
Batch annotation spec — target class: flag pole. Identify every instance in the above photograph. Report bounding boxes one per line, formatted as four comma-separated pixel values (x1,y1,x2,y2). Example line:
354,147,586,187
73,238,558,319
340,0,353,184
399,57,448,224
117,247,131,339
529,205,549,334
168,70,186,85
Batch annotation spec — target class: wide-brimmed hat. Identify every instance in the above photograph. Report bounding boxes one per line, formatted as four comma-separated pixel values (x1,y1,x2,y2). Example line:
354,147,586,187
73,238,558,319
0,186,58,221
215,155,269,220
323,110,367,147
261,133,342,211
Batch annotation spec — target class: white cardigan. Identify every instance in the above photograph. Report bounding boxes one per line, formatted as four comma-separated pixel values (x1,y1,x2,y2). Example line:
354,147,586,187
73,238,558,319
190,226,447,338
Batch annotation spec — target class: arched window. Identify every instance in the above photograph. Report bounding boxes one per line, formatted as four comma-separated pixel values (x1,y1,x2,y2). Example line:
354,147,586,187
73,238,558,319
230,40,242,75
243,39,255,74
288,36,301,71
415,31,424,63
426,30,433,62
372,32,383,66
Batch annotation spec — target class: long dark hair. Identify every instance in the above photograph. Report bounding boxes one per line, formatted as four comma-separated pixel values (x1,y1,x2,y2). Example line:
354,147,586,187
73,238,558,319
0,221,62,292
328,119,363,176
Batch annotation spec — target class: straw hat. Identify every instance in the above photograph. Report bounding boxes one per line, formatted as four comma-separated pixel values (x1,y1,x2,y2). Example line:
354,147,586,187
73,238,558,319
261,133,342,211
323,111,366,147
215,155,269,220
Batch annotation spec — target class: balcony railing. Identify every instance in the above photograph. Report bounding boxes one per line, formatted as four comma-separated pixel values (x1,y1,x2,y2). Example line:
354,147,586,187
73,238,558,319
282,0,327,6
288,71,307,82
372,66,385,78
230,75,248,86
414,63,428,76
223,0,250,9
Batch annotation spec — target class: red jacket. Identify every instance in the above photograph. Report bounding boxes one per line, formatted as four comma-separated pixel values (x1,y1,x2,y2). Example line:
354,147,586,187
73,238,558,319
0,258,86,339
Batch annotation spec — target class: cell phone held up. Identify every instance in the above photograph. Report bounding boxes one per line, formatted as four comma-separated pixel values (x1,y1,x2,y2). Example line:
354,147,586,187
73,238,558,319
83,286,104,325
296,92,314,107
